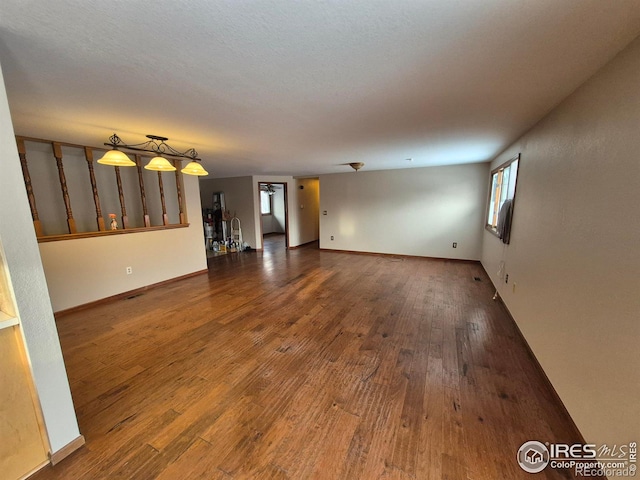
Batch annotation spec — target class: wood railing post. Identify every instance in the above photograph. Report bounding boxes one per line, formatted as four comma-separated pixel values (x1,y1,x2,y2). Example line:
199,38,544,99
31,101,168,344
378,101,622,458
157,172,169,226
135,155,151,227
16,136,193,239
83,147,106,231
173,160,186,224
114,167,129,229
52,142,77,234
16,138,44,237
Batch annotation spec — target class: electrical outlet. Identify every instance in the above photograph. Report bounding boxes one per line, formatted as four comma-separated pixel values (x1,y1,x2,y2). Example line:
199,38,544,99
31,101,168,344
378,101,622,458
452,242,457,248
126,266,132,275
323,211,328,215
505,274,509,284
330,235,334,240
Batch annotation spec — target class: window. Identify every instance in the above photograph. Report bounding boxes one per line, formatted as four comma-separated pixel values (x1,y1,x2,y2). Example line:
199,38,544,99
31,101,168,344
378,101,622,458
486,154,519,242
260,190,272,215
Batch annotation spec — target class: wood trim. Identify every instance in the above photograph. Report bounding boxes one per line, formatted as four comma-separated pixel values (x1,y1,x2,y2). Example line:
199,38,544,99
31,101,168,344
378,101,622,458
158,172,169,226
83,147,106,231
52,142,77,234
17,135,191,241
480,266,588,445
49,435,85,466
135,155,151,228
318,247,480,263
17,135,113,152
257,184,265,246
37,223,189,243
17,138,44,237
283,183,289,249
484,225,501,239
485,153,521,238
114,167,129,229
17,459,50,480
173,161,186,224
54,269,208,318
287,240,318,250
257,182,289,249
491,155,520,176
0,311,19,330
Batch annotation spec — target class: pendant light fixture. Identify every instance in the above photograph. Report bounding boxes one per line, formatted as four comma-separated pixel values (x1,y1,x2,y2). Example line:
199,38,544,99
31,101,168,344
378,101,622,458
144,155,176,172
96,148,136,167
180,161,209,176
97,133,209,175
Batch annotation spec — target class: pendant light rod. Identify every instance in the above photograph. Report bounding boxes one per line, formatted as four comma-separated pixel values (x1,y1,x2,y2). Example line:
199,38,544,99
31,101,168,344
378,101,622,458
104,133,202,161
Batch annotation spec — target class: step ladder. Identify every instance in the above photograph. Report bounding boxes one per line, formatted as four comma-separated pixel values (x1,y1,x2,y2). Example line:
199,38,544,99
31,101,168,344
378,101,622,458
231,216,243,251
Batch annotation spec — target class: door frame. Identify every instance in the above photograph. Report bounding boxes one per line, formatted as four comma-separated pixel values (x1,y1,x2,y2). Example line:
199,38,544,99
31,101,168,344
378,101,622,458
257,182,289,249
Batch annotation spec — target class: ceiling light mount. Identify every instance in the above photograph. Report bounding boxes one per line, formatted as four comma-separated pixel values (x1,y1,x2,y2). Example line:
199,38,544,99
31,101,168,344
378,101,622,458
98,133,208,175
349,162,364,172
105,133,200,160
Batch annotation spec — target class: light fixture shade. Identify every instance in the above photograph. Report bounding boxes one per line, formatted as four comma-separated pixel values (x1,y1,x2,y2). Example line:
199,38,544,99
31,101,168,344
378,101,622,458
144,155,176,171
97,149,136,167
181,161,209,176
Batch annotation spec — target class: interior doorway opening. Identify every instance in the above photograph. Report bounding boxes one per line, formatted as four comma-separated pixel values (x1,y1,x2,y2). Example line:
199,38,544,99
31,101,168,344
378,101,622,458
258,182,288,249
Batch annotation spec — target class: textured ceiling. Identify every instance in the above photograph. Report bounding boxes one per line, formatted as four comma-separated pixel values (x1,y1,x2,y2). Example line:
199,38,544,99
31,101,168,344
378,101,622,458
1,1,639,178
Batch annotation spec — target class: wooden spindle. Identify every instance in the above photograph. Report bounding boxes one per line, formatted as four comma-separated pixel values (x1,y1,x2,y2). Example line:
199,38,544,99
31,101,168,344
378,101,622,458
52,142,76,234
84,147,106,231
157,171,169,225
16,138,44,237
173,160,186,224
134,155,151,227
114,167,129,229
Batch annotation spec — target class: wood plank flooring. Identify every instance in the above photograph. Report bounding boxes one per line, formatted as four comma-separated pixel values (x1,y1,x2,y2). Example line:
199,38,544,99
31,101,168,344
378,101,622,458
31,239,592,479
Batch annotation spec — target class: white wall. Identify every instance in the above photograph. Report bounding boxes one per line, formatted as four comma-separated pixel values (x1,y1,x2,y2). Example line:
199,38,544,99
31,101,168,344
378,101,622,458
39,176,206,312
481,36,640,444
319,164,489,260
0,62,80,453
271,188,286,233
261,212,276,235
295,178,320,245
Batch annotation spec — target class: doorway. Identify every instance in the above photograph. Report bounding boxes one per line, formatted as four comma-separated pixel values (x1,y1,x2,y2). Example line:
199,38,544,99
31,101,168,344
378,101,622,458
258,182,288,250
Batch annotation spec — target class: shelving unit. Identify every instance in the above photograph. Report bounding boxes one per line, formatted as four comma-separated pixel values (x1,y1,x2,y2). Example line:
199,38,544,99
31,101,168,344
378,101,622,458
0,310,19,330
0,242,49,479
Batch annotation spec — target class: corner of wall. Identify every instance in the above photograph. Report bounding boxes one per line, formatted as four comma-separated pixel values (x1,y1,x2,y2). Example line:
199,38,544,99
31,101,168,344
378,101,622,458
0,61,81,453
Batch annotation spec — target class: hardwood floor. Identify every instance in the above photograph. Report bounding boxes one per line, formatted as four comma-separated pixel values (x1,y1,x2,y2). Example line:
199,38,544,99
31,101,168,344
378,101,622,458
32,245,591,479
